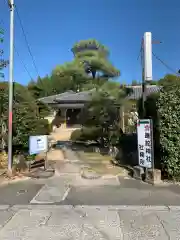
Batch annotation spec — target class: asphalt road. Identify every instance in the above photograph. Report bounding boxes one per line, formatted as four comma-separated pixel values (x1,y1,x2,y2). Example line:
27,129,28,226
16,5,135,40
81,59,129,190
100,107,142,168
63,178,180,206
0,180,44,205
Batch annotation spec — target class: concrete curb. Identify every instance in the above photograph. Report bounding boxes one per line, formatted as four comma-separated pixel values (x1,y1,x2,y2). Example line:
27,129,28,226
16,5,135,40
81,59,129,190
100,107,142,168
9,205,180,211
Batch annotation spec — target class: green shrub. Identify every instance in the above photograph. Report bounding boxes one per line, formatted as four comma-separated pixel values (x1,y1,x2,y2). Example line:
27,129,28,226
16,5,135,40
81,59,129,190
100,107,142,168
157,84,180,179
139,83,180,179
0,82,51,153
81,127,102,141
70,127,102,142
70,129,83,142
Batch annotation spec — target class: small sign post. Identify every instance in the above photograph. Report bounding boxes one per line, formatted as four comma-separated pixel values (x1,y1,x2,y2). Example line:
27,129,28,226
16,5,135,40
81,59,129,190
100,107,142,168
137,119,154,183
29,135,48,170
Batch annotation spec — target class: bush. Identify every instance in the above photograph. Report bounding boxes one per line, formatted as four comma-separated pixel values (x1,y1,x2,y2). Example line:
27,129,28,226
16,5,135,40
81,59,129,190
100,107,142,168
70,127,102,142
70,129,84,142
0,82,51,153
138,83,180,179
157,84,180,179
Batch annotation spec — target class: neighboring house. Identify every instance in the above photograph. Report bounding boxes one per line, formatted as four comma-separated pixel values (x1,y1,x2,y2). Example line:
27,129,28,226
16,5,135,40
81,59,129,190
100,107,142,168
39,85,161,131
38,90,94,129
127,84,161,101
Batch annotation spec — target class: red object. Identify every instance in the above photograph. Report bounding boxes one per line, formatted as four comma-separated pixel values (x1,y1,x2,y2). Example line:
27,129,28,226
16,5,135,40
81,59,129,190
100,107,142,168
9,111,12,130
144,124,150,131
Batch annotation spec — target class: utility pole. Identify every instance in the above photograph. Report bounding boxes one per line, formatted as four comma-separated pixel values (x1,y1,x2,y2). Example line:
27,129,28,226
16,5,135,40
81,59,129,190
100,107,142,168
141,32,153,117
7,0,15,175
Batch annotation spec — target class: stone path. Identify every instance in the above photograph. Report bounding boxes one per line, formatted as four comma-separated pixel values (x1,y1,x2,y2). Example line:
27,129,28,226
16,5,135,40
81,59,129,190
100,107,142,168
0,205,180,239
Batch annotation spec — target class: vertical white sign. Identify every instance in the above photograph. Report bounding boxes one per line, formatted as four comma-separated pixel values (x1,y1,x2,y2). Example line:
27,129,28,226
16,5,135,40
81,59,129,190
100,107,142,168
143,32,152,81
137,119,153,168
29,135,48,155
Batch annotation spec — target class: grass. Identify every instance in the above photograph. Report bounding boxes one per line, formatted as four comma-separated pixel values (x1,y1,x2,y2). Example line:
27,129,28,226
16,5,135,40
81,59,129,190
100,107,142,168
77,150,128,176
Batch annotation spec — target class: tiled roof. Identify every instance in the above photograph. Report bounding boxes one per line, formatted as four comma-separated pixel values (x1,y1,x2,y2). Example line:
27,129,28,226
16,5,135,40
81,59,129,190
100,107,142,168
127,85,161,100
38,91,75,104
39,85,161,104
54,90,93,102
38,90,94,104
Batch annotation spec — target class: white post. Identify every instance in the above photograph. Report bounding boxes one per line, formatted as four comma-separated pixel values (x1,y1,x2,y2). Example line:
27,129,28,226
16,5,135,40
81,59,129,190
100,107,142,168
143,32,153,81
7,0,15,175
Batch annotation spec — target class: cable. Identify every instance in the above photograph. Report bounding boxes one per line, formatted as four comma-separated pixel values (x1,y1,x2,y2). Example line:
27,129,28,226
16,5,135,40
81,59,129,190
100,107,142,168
137,39,143,61
0,16,33,80
14,45,33,80
152,51,179,76
14,3,39,76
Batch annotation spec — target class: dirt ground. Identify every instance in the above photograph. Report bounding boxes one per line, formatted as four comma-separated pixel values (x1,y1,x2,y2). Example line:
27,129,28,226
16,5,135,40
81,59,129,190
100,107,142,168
50,127,79,141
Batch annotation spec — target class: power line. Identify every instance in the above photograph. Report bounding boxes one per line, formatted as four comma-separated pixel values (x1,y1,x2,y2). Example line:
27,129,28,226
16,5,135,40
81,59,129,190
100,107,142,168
152,51,179,76
14,3,39,76
14,45,33,80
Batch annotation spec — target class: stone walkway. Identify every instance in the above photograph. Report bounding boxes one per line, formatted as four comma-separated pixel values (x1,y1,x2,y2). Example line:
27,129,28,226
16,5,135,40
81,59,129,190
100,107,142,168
0,205,180,239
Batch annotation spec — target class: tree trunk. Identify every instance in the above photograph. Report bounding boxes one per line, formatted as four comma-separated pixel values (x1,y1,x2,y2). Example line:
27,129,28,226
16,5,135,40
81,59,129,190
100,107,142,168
92,70,96,79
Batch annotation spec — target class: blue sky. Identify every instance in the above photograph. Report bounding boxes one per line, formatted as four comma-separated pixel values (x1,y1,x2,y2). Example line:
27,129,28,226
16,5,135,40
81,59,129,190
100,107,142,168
0,0,180,85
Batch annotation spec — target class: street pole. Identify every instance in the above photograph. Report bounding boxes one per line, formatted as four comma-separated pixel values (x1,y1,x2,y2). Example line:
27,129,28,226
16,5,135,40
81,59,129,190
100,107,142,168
141,40,145,118
7,0,15,175
142,32,153,118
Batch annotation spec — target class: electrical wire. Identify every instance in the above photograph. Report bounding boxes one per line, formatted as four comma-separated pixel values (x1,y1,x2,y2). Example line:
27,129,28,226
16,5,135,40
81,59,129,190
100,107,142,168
152,51,179,76
14,45,33,80
14,3,39,76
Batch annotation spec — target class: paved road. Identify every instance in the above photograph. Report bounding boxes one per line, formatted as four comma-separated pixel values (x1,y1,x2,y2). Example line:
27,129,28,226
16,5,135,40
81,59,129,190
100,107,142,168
0,179,44,205
1,148,180,238
0,205,180,239
64,178,180,206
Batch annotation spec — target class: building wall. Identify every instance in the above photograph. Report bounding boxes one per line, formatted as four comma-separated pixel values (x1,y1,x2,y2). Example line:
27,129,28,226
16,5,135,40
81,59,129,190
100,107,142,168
44,108,83,130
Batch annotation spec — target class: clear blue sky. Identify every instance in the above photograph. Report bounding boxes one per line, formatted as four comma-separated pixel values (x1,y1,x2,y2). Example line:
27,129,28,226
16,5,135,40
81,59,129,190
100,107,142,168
0,0,180,85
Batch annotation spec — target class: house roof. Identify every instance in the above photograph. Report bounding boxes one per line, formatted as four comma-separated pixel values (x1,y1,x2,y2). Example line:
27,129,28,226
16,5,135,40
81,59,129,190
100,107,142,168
38,90,94,104
38,91,75,104
38,85,161,105
54,90,93,102
127,85,161,100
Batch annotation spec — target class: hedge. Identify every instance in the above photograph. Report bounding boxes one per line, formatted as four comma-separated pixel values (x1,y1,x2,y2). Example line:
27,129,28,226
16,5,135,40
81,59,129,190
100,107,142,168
138,84,180,179
157,84,180,179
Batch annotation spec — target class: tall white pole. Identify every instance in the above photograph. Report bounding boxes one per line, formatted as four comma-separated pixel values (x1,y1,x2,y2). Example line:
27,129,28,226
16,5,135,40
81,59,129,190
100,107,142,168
8,0,14,175
141,32,153,118
143,32,153,81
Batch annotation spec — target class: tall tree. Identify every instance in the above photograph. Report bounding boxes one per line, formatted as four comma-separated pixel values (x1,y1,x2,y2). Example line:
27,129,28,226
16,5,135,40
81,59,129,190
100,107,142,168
131,80,138,86
28,39,120,98
71,39,120,79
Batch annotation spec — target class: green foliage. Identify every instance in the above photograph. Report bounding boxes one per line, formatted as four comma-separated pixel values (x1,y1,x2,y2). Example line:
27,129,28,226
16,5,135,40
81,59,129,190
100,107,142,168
70,127,102,142
138,74,180,178
131,80,138,86
157,83,180,179
158,74,180,87
80,82,129,146
0,82,50,153
72,39,120,79
27,39,120,100
72,39,109,56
